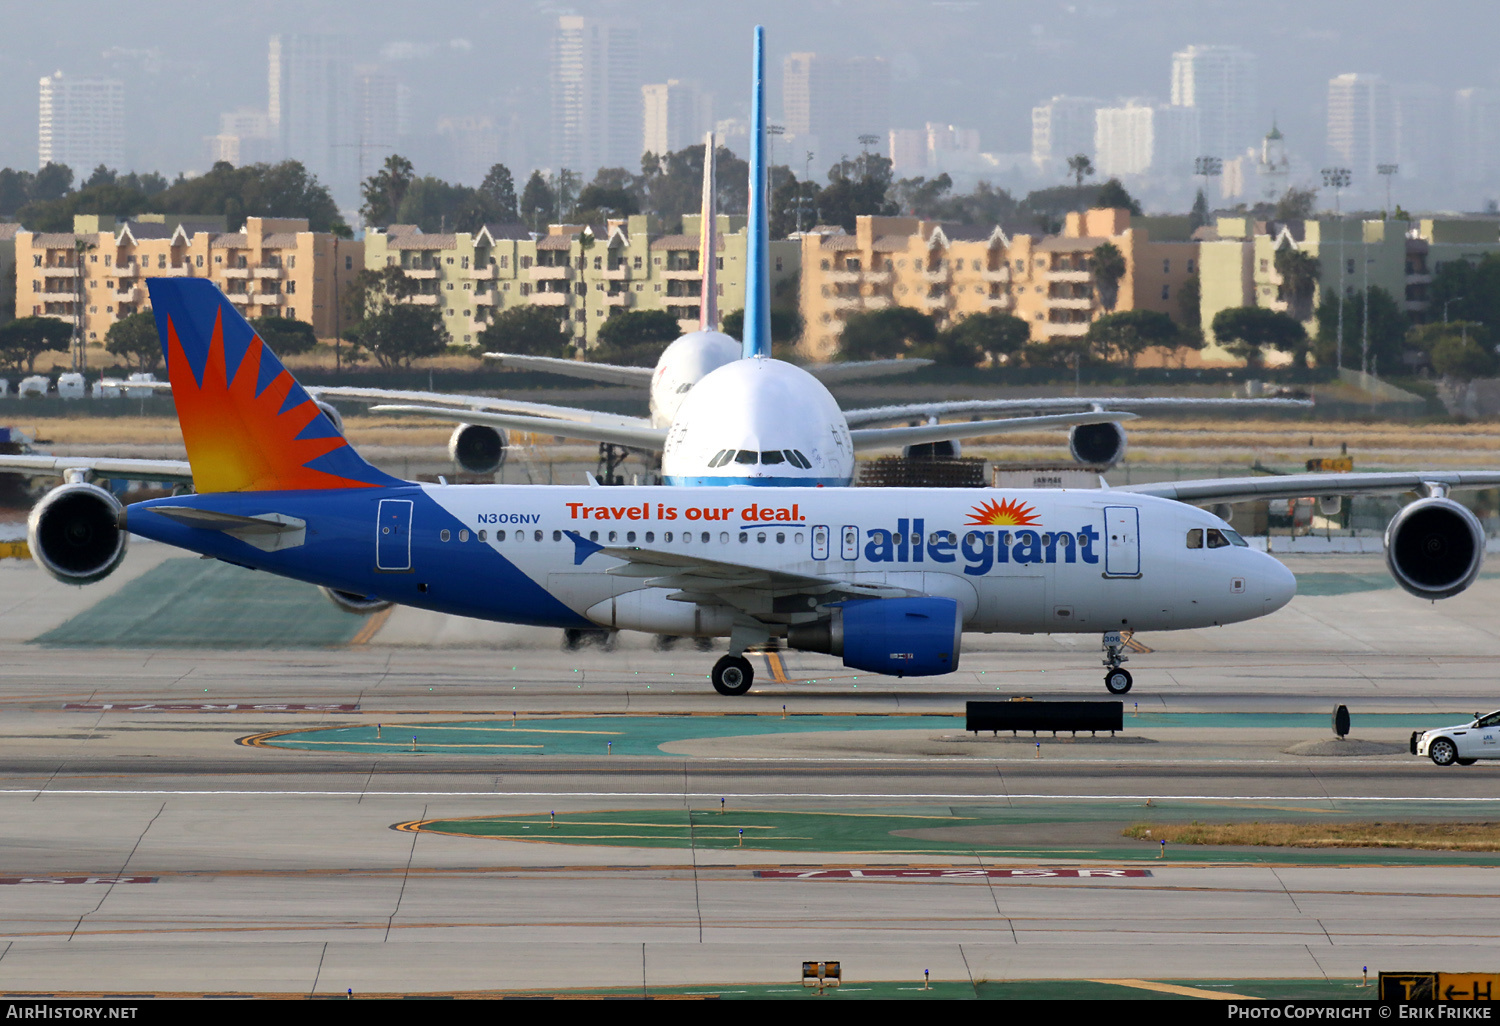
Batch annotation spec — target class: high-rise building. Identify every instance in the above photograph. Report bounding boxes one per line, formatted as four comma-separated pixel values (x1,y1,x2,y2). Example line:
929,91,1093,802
1392,83,1444,183
782,53,890,169
1031,96,1102,174
1326,73,1393,186
1170,45,1256,163
355,65,411,171
268,35,354,199
1453,87,1500,185
642,80,713,157
1094,102,1155,177
551,16,641,176
38,72,125,173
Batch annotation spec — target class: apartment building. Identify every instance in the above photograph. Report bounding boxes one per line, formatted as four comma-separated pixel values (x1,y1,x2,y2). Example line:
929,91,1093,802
14,215,362,344
798,209,1200,361
1199,214,1500,364
363,215,800,348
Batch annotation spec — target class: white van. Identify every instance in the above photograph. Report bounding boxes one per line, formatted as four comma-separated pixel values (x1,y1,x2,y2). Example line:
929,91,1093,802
18,376,49,398
125,372,159,399
56,373,85,399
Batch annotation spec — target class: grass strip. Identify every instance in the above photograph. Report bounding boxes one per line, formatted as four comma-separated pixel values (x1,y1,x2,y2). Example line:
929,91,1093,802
1125,821,1500,851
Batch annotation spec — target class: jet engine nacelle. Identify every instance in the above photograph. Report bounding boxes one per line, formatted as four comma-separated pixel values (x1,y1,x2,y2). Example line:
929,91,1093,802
314,400,345,435
1069,421,1128,468
787,596,962,676
27,483,127,584
448,424,506,475
902,439,961,459
1385,496,1485,600
319,586,393,615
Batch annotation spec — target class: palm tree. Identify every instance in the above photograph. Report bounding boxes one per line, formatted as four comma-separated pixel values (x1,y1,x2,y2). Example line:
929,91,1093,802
1090,241,1127,312
1066,154,1095,209
1273,244,1321,323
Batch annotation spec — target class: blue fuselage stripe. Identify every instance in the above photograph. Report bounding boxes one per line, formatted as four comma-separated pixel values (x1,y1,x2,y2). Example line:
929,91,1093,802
665,475,848,487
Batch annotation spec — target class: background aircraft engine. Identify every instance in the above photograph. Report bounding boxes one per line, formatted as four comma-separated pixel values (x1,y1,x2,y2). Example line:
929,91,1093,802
1384,496,1485,599
1069,422,1127,467
902,439,961,459
787,596,962,676
314,400,345,435
448,424,506,475
27,483,127,584
319,587,393,615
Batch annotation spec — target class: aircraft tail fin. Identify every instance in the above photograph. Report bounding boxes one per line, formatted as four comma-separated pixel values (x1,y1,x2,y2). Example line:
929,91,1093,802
146,278,401,494
743,25,771,360
699,130,719,331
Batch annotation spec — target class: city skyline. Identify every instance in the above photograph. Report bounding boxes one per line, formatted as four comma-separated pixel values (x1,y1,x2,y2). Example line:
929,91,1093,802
4,2,1500,213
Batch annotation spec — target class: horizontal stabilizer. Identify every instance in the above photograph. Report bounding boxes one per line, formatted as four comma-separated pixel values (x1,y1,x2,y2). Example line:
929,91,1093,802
804,359,934,383
850,411,1137,451
481,353,654,387
371,404,668,451
146,506,305,551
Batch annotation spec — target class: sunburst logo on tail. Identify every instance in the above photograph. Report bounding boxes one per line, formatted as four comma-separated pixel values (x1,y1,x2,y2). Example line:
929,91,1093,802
966,498,1040,526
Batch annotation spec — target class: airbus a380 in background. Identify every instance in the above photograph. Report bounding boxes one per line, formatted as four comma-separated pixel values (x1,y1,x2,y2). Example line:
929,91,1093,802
7,28,1500,698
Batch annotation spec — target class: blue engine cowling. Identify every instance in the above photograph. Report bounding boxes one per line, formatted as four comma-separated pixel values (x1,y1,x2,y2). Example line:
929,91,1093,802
787,596,962,677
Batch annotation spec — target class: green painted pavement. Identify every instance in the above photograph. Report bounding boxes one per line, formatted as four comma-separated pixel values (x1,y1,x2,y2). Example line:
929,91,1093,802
408,805,1500,864
1294,569,1500,596
36,557,369,649
440,978,1371,1000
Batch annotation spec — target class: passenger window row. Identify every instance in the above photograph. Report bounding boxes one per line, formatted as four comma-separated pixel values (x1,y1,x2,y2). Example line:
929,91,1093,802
707,448,813,469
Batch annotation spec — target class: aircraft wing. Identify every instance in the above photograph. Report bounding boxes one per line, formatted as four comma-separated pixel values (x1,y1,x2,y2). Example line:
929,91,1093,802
593,540,913,613
1114,471,1500,505
804,358,934,383
842,396,1311,427
372,405,668,451
482,353,655,387
0,454,193,484
849,411,1137,452
307,386,651,429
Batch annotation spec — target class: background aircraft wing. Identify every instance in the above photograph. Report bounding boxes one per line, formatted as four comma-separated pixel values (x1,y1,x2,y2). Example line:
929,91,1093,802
1115,471,1500,505
481,353,655,387
0,454,193,484
371,405,668,450
841,396,1312,427
803,358,934,383
849,411,1136,451
308,386,651,428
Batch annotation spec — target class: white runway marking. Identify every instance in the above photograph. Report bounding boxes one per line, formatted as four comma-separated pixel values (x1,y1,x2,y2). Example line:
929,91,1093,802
1,788,1496,802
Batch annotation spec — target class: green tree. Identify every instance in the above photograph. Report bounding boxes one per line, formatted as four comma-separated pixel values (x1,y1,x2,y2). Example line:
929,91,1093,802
249,315,318,357
1090,241,1127,311
479,163,519,222
1274,186,1318,221
1430,333,1497,380
341,266,447,369
1094,177,1142,216
520,171,556,231
360,154,416,227
836,307,938,361
592,310,682,365
943,310,1031,364
1273,244,1321,323
719,307,802,347
0,168,36,214
0,316,72,375
477,305,571,358
1178,272,1202,331
816,152,897,232
1188,189,1210,231
1086,309,1179,367
1313,286,1405,372
1430,252,1500,329
154,160,348,235
1212,306,1308,369
31,163,73,202
1066,153,1095,206
103,311,162,373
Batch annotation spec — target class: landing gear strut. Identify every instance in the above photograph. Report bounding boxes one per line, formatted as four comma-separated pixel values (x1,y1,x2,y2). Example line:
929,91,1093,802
711,654,754,696
1102,630,1133,695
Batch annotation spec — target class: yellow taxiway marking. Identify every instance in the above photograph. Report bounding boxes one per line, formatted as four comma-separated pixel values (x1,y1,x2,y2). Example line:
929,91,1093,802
1092,979,1257,1000
349,606,393,645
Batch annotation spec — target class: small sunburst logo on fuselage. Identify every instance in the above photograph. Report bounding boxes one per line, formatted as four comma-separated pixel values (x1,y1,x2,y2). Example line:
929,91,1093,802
966,498,1041,526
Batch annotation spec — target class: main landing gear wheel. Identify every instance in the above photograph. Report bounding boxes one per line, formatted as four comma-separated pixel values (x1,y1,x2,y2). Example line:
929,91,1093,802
1104,668,1134,695
712,654,754,696
1429,737,1458,766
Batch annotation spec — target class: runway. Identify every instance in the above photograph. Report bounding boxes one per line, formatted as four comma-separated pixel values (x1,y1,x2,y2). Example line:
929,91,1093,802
0,552,1498,994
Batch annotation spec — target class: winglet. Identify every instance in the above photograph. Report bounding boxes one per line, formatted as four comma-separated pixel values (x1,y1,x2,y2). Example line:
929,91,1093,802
743,25,771,360
146,278,400,493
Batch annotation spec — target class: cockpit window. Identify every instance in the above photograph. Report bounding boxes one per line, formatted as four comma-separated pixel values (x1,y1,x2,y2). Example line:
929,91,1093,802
676,383,692,393
786,449,811,469
734,450,759,465
761,450,785,465
708,449,731,468
1223,529,1248,547
1206,528,1231,548
1186,529,1203,549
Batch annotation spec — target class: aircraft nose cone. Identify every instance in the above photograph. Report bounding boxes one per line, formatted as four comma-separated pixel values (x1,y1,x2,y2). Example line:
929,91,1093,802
1263,556,1297,612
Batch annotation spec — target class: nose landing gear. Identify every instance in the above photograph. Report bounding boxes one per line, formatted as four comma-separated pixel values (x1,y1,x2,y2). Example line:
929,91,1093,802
1102,630,1133,694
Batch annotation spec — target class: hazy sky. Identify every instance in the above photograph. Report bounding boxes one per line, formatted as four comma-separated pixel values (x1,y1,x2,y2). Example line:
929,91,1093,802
4,0,1498,194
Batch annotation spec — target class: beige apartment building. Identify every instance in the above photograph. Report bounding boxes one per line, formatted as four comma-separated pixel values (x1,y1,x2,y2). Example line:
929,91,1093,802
14,215,363,345
363,214,800,348
798,209,1200,362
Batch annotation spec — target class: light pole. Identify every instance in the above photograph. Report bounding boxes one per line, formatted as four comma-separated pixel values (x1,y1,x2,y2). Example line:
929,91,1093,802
1443,295,1464,324
1377,163,1399,217
799,150,814,233
1322,167,1352,371
766,124,784,213
1194,155,1222,205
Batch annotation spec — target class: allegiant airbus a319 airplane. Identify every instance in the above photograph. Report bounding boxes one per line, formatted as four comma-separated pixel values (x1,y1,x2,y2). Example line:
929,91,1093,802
8,28,1500,697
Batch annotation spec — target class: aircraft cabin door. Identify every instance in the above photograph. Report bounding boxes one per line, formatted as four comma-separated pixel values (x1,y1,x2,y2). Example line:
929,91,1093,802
376,499,414,572
1103,505,1140,578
